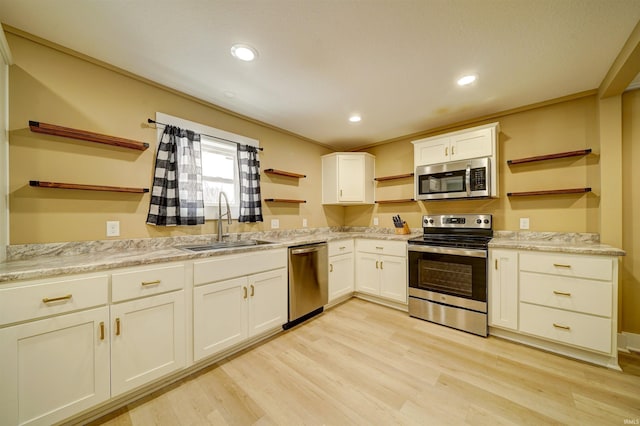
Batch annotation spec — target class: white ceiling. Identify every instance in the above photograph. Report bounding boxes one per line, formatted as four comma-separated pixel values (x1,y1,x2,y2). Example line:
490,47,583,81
1,1,639,150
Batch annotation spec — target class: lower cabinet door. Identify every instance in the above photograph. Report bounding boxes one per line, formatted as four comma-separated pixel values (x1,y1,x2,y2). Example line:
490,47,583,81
355,253,380,295
379,255,407,303
329,253,354,302
193,277,248,362
0,306,110,426
249,268,287,337
110,291,185,396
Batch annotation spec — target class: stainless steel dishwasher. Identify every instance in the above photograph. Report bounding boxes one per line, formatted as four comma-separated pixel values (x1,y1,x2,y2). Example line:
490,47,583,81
284,242,328,329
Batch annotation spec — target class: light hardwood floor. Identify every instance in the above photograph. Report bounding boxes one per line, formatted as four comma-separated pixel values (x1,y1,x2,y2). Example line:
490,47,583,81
91,298,640,425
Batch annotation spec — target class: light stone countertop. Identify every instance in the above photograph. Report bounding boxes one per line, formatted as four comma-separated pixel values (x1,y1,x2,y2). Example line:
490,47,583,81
1,228,626,284
488,231,626,257
0,228,420,284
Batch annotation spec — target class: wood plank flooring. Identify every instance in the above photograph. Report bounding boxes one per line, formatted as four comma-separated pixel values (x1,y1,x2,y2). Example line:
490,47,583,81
91,299,640,425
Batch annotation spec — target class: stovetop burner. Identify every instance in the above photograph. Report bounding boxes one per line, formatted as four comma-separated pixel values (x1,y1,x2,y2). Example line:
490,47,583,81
408,213,493,250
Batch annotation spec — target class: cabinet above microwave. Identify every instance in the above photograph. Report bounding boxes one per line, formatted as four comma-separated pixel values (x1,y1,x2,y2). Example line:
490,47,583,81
412,122,499,199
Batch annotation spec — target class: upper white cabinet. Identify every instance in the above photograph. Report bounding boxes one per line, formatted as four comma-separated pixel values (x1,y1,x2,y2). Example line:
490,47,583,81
322,152,375,205
412,122,498,166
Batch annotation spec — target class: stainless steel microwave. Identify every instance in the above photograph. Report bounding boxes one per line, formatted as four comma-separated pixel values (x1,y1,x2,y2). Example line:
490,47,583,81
415,157,491,200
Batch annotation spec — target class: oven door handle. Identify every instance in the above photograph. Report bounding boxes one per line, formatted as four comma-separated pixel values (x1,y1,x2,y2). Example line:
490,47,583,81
408,245,487,258
465,163,471,196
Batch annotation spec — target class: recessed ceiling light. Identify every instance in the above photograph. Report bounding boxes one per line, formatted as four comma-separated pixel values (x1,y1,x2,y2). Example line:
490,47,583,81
349,114,362,123
457,75,477,86
230,44,258,61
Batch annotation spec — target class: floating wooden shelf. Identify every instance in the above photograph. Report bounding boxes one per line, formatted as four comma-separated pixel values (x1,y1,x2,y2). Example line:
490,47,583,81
29,120,149,151
264,198,306,203
375,199,416,204
507,149,592,165
29,180,149,194
263,169,306,178
507,188,592,197
374,173,414,182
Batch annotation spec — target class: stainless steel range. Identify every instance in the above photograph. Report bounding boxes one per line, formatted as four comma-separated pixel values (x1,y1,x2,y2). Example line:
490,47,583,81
407,214,492,336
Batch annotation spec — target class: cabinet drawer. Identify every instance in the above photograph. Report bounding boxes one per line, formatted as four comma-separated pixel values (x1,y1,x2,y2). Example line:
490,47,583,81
112,264,185,303
356,239,406,257
329,239,354,256
0,275,109,326
519,303,612,353
519,252,612,281
520,272,612,317
194,248,287,286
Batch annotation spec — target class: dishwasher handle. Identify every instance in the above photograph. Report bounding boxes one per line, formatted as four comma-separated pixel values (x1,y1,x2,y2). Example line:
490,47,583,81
291,245,324,255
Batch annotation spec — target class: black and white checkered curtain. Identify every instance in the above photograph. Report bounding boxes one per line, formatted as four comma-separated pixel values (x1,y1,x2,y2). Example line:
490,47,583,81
237,144,263,223
146,126,205,226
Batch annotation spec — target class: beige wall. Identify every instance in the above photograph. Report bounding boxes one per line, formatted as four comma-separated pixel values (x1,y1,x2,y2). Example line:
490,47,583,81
355,95,600,233
6,32,339,244
622,89,640,334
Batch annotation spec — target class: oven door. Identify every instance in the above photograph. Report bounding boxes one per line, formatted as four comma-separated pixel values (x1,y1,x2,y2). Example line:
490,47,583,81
408,245,487,313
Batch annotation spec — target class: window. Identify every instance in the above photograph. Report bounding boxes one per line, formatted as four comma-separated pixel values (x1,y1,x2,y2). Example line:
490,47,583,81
155,112,259,221
201,136,240,219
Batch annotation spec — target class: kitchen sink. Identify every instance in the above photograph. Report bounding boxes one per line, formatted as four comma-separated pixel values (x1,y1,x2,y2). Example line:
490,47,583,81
178,239,275,252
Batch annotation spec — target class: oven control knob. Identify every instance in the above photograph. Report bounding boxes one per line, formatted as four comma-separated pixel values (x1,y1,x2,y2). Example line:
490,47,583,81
476,219,482,224
484,219,489,224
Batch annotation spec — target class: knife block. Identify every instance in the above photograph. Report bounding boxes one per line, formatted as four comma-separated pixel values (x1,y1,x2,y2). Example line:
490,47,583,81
395,222,411,235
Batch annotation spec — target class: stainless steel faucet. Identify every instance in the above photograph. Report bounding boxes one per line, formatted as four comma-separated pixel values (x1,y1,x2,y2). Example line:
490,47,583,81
217,191,232,242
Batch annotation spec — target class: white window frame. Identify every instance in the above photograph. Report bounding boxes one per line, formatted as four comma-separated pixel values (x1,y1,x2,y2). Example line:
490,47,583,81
155,112,259,220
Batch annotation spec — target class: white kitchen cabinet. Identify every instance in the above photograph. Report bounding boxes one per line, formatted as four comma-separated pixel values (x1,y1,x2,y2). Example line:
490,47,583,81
193,250,287,362
322,152,375,205
412,122,498,166
328,240,354,303
0,275,110,426
355,239,407,304
488,248,620,369
488,249,519,330
110,290,186,396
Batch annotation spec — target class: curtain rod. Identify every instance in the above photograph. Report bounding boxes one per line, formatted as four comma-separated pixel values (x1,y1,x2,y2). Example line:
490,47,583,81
147,119,263,151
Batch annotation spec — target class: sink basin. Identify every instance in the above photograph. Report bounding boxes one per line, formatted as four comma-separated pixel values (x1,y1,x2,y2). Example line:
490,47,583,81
178,240,275,252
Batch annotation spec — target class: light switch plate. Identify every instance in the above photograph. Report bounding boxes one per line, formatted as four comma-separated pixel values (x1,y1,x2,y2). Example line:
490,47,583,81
302,218,308,228
271,219,280,229
373,217,379,226
520,217,530,230
106,221,120,237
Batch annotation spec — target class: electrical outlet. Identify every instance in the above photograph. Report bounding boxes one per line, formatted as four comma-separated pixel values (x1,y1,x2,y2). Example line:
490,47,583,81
520,217,530,230
302,218,308,228
373,217,379,226
106,221,120,237
271,219,280,229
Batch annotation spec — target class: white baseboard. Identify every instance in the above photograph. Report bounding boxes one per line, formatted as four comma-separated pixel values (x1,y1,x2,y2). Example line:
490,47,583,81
618,331,640,354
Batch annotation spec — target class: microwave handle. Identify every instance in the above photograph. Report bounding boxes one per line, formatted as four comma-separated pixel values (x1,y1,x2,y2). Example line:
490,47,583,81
465,164,471,196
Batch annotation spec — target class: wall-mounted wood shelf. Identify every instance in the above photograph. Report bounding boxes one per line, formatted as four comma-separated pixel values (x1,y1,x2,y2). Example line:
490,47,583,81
375,199,416,204
29,180,149,194
507,188,592,197
507,149,592,165
374,173,414,182
263,169,306,178
29,120,149,151
263,198,306,203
